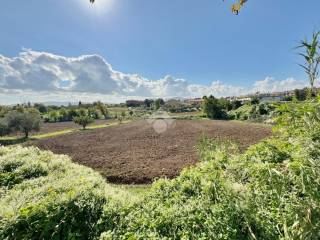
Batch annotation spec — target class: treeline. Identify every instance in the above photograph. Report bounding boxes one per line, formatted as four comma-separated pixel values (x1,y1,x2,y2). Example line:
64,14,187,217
126,98,201,113
0,101,109,119
0,101,116,137
202,89,320,122
126,98,165,109
36,101,110,123
202,95,244,119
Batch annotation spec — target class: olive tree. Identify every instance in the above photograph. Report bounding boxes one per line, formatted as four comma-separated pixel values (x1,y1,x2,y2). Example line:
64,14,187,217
0,118,10,137
6,110,41,138
73,115,94,130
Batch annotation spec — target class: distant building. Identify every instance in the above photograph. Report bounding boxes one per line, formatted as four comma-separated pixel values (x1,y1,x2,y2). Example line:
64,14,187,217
126,100,144,107
185,98,204,105
234,97,252,103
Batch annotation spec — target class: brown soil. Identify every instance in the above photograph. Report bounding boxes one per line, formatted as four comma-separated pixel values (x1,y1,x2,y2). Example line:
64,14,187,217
28,120,271,184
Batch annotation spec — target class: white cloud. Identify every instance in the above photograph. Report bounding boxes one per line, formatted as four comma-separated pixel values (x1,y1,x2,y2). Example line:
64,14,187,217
252,77,309,93
0,49,313,104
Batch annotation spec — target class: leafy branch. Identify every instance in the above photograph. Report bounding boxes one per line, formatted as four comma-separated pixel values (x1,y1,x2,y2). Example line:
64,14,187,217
90,0,249,15
297,31,320,94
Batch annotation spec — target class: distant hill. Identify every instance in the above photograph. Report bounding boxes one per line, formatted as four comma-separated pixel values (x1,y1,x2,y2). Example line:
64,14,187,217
38,101,77,107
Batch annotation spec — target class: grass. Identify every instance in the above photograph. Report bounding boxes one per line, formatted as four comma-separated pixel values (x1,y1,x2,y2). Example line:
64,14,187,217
108,184,151,203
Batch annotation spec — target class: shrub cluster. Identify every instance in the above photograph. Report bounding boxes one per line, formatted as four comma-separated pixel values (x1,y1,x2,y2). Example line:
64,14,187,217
228,102,277,122
43,107,102,123
202,95,243,120
0,146,107,239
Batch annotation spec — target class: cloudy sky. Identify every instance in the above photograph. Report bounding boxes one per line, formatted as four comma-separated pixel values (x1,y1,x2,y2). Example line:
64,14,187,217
1,1,320,104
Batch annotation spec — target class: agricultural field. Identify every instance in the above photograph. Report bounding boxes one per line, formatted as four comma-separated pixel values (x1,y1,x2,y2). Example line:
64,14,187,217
27,119,271,184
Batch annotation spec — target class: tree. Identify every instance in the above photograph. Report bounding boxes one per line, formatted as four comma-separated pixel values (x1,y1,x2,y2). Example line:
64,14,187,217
117,111,126,123
297,31,320,97
231,100,242,110
96,102,109,119
49,111,59,122
250,96,260,105
154,98,165,110
59,108,69,122
73,115,94,130
202,95,227,119
0,118,10,137
0,106,9,118
34,103,48,113
218,98,233,111
88,107,101,119
144,99,154,108
155,100,161,110
67,109,79,121
6,110,41,138
78,108,87,116
294,88,307,101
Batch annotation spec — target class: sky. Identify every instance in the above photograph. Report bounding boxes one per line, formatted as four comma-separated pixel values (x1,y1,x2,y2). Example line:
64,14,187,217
0,0,320,104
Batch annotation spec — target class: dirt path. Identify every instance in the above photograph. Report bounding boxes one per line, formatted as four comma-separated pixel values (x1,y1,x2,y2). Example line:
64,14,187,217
29,120,271,184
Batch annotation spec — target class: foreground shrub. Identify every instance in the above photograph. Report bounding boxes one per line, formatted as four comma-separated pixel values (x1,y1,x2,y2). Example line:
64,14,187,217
99,142,247,239
229,136,320,239
0,146,106,239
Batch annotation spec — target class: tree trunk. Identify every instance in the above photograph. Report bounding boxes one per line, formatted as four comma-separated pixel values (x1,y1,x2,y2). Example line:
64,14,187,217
25,130,29,138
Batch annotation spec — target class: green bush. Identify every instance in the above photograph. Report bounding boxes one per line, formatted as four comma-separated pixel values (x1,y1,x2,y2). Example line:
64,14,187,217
73,115,95,129
202,95,228,119
228,103,277,122
0,146,106,239
233,136,320,239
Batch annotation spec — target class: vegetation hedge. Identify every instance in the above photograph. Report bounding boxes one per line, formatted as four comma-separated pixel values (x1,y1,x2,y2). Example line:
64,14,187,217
0,146,107,239
228,103,277,122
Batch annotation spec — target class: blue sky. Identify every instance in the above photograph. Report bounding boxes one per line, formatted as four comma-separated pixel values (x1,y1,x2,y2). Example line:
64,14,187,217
0,0,320,103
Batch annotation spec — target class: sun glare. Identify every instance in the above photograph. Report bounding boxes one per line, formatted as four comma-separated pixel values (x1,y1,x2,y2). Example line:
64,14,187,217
78,0,113,15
